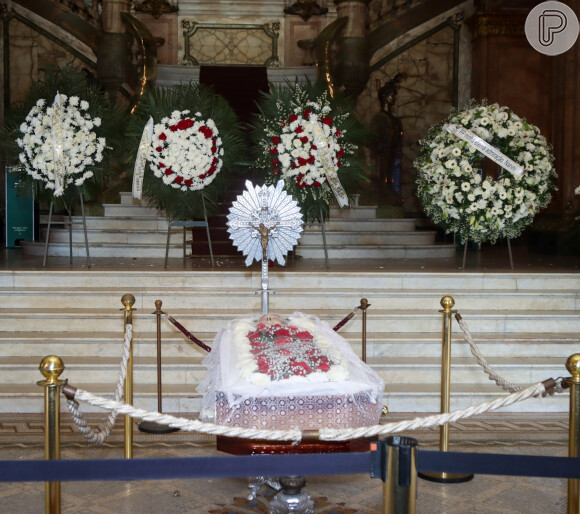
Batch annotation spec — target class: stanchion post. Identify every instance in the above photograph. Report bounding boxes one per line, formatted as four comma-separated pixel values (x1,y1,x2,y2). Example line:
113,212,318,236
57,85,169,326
382,436,418,514
419,296,472,484
360,298,370,363
122,294,135,459
37,355,65,514
566,354,580,514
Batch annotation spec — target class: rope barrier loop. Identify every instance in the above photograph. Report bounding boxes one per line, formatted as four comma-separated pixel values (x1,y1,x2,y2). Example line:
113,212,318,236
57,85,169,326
65,323,133,445
454,312,565,396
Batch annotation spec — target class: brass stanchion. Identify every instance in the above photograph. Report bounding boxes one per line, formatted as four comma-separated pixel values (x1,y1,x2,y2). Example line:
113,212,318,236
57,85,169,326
566,354,580,514
419,296,473,484
382,436,418,514
139,300,179,434
122,294,135,459
360,298,370,363
37,355,65,514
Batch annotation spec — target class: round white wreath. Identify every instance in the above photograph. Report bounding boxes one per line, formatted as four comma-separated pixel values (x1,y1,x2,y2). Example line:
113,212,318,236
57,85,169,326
17,95,105,197
415,102,556,244
148,109,224,192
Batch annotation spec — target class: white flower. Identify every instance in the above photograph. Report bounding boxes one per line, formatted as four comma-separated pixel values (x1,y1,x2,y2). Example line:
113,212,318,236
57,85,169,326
461,182,470,191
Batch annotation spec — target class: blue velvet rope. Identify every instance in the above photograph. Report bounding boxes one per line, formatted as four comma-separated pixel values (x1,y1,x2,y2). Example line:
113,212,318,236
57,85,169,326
3,448,580,484
0,452,372,483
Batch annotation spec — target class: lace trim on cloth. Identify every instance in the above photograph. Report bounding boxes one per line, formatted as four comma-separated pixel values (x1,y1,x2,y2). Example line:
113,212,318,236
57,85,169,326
198,312,384,430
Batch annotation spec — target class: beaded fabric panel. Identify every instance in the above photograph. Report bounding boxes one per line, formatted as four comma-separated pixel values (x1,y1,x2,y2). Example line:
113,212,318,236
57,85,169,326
215,391,380,430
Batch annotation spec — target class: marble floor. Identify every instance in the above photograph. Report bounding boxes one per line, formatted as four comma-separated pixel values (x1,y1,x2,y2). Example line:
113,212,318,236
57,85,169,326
0,412,571,513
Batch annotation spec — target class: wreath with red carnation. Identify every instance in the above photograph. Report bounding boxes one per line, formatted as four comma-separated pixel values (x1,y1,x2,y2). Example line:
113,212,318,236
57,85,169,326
252,82,367,223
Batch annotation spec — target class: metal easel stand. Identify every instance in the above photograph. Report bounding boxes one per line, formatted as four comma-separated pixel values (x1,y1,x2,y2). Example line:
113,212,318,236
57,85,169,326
164,195,214,268
461,238,514,270
43,191,91,268
320,208,329,269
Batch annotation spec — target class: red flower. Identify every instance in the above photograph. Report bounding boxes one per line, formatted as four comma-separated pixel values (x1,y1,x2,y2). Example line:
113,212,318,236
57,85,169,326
316,363,331,372
211,146,217,154
311,145,317,150
336,161,342,167
289,114,298,123
295,331,312,340
174,176,183,184
307,155,315,165
184,179,193,186
275,327,291,337
295,126,304,134
159,162,165,168
335,130,342,137
298,157,307,167
290,361,312,376
323,116,333,126
270,147,278,155
170,125,177,132
303,109,312,119
156,146,163,152
177,119,189,130
271,159,280,167
159,133,167,141
337,148,344,158
300,136,309,143
272,136,280,145
164,168,173,176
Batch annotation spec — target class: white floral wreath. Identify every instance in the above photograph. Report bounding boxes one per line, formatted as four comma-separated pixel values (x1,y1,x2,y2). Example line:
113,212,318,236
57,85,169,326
148,109,224,191
17,95,105,197
415,102,556,244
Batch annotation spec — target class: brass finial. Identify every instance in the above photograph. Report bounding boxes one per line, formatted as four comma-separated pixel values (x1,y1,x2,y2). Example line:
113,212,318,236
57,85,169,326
440,296,455,312
566,354,580,384
360,298,370,311
381,405,389,417
39,356,65,384
122,294,136,309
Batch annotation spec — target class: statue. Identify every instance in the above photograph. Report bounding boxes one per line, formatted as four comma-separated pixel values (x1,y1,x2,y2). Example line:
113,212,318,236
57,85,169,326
369,74,404,206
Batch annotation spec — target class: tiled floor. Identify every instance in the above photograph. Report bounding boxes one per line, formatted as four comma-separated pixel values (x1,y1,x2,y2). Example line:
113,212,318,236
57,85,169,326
0,413,572,513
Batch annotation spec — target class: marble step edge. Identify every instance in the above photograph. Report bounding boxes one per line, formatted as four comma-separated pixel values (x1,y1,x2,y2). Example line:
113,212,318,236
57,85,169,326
1,307,578,318
0,330,576,342
0,266,580,292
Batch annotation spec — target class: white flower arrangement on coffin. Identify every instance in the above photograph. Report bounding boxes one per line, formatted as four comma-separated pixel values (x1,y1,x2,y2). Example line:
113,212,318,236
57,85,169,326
16,94,105,197
148,109,224,192
415,102,556,245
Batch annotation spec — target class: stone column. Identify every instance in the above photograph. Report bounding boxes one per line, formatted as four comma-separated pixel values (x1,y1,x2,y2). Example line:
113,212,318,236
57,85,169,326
333,0,370,97
98,0,132,102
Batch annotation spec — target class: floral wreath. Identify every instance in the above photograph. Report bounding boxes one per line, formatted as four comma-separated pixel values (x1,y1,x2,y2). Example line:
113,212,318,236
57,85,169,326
252,82,367,223
16,94,105,197
128,82,243,221
149,110,224,192
415,102,556,244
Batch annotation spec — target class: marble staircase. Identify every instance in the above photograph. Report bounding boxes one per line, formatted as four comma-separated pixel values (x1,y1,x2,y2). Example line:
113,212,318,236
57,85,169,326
21,193,457,261
0,269,578,416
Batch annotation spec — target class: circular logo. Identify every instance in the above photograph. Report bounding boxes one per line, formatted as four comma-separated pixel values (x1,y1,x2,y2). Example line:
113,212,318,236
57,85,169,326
525,1,579,56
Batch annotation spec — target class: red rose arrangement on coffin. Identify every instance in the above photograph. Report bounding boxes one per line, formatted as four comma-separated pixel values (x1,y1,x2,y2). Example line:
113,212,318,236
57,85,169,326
198,313,384,430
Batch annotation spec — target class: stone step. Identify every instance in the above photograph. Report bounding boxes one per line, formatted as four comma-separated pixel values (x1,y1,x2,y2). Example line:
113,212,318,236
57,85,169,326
3,355,565,387
1,308,579,333
307,218,417,232
295,243,457,259
1,286,578,311
40,214,170,231
299,230,437,246
103,203,161,217
5,270,580,292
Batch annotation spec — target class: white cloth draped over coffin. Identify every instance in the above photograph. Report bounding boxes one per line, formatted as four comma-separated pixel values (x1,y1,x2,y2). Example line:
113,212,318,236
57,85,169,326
198,312,385,430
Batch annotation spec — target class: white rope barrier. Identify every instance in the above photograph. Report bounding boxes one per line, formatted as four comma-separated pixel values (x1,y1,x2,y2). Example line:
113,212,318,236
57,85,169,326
66,380,548,444
455,314,564,395
66,324,133,444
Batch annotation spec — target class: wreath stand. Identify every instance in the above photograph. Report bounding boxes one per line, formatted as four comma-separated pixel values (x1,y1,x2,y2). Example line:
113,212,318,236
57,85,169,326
164,195,214,268
320,208,329,269
42,190,91,268
461,238,514,270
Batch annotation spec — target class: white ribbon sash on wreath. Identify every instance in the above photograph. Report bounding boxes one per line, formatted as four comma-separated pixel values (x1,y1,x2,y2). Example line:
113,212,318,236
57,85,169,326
312,122,349,208
50,92,66,196
445,124,524,180
132,116,154,200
